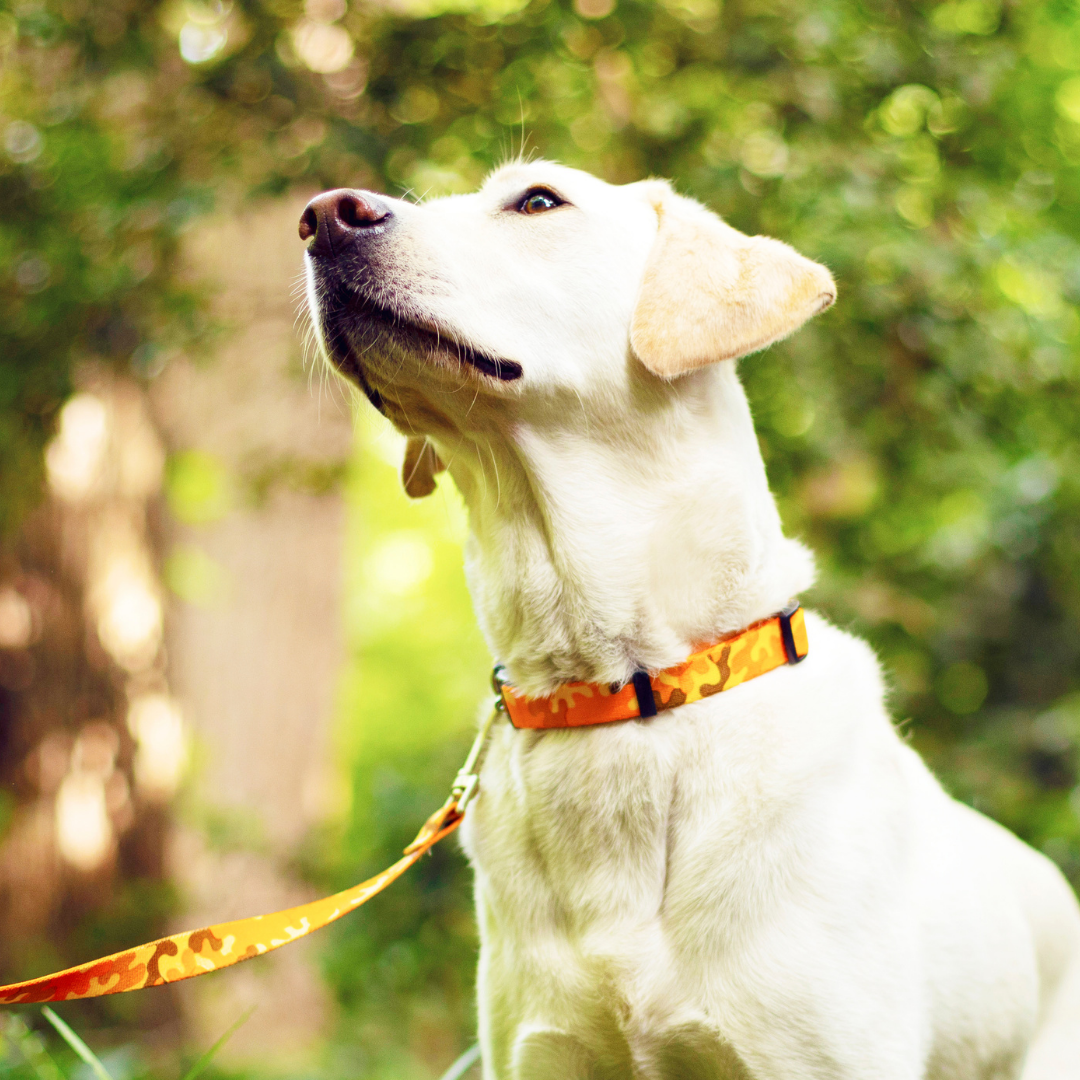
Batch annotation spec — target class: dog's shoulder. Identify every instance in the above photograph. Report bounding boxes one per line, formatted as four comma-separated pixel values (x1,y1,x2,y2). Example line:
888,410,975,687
783,608,890,725
801,607,883,673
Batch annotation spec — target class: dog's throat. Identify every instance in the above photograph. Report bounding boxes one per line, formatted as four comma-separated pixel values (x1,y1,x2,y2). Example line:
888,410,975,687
495,602,808,729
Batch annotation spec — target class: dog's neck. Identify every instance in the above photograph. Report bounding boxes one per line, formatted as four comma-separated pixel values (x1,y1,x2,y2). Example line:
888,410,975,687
441,363,815,697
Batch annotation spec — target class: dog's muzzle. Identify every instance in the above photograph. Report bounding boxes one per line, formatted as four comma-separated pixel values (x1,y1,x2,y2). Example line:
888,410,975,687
299,187,524,389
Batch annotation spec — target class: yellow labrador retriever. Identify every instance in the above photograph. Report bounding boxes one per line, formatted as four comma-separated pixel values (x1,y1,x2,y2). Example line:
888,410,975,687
299,163,1080,1080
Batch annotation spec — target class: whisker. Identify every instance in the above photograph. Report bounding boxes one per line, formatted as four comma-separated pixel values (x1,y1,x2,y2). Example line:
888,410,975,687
488,441,501,512
572,387,590,439
464,380,481,421
474,430,489,502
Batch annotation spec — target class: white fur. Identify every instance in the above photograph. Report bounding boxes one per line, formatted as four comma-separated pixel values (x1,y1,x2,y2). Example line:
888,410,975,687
303,163,1080,1078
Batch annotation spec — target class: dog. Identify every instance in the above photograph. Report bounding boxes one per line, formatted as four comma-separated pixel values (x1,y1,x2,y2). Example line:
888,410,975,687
300,163,1080,1079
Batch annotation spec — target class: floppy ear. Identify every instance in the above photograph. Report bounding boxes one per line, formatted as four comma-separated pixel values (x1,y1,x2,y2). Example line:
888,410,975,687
630,182,836,379
401,437,444,499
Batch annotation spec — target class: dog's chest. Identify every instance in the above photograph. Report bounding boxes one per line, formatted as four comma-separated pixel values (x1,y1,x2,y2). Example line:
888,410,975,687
465,701,792,920
460,707,792,1078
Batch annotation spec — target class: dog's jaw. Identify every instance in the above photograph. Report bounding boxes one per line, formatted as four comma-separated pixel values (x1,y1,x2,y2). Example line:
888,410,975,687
305,256,524,392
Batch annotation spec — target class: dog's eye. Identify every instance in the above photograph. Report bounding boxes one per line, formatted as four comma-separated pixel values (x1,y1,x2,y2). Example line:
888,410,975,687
518,189,563,215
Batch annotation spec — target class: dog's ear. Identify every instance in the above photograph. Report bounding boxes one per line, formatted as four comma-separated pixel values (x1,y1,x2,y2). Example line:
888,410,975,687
402,437,444,499
630,181,836,379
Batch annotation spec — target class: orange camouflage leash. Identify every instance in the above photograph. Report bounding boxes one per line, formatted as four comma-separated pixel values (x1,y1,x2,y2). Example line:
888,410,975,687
0,602,808,1006
0,706,501,1005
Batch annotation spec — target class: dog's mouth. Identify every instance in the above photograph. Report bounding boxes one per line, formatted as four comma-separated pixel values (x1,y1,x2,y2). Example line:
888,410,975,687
316,282,524,385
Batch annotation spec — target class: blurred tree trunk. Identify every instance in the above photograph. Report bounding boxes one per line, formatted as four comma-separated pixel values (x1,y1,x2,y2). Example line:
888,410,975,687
0,369,182,1031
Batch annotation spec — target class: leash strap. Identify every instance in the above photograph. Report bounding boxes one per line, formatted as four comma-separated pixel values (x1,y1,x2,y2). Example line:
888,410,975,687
498,601,808,729
0,707,501,1005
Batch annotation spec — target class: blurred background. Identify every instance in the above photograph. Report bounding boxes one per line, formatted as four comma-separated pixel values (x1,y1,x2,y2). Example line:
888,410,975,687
2,0,1080,1075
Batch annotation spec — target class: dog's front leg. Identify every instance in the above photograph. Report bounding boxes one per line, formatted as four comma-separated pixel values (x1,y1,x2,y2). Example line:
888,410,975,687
507,1026,621,1080
473,891,638,1080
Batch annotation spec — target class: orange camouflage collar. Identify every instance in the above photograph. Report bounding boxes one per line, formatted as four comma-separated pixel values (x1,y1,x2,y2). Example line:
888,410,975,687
497,601,808,730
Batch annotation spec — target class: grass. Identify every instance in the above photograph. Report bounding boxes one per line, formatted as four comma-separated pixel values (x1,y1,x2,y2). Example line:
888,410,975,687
0,1007,253,1080
0,1010,479,1080
40,1009,112,1080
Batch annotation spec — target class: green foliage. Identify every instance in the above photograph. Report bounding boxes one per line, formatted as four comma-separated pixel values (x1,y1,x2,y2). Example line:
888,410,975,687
164,451,234,525
0,0,211,535
1,1013,65,1080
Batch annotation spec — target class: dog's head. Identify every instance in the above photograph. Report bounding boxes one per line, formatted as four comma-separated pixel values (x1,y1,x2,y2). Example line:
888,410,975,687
300,162,835,496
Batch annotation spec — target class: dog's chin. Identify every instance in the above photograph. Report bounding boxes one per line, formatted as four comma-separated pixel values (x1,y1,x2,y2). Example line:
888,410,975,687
315,285,524,395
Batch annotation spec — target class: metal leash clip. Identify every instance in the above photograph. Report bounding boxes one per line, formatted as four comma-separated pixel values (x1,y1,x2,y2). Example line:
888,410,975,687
450,690,503,814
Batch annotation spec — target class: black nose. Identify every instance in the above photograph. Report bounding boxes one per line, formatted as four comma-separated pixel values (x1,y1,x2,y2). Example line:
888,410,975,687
299,189,392,258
